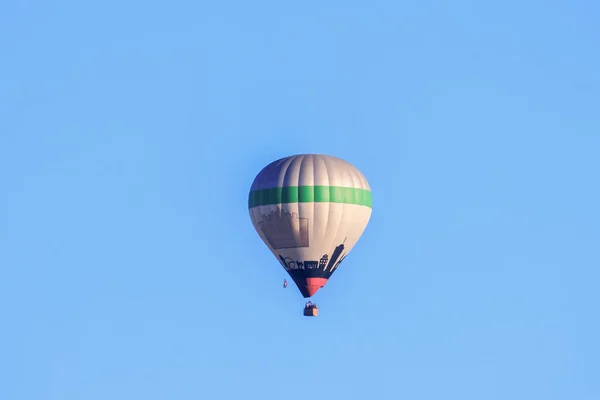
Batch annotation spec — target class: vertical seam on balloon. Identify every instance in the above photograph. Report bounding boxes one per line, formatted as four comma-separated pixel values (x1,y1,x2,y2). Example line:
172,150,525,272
271,157,294,250
314,155,326,254
277,158,296,269
329,163,355,274
322,154,334,272
281,156,295,192
298,154,309,247
354,161,368,191
346,166,365,254
346,166,360,247
329,201,348,275
322,157,345,274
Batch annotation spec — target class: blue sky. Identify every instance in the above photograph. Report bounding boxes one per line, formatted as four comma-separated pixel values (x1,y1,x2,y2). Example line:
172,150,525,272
1,1,599,399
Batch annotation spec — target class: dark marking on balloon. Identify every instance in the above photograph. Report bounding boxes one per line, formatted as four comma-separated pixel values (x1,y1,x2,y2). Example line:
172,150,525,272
319,254,329,269
258,206,309,249
325,239,346,272
331,253,346,272
279,256,305,271
278,255,289,269
304,261,318,269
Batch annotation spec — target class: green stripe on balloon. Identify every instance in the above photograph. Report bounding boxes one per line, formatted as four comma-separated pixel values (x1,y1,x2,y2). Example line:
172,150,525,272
248,186,372,208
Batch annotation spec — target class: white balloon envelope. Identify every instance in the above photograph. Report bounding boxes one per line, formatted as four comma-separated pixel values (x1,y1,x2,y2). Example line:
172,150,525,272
248,154,373,298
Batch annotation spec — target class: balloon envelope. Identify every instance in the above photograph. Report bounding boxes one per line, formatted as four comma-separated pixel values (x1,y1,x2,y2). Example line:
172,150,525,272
248,154,372,298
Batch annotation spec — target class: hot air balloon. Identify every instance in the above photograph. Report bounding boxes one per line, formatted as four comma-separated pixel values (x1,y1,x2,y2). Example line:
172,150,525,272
248,154,372,316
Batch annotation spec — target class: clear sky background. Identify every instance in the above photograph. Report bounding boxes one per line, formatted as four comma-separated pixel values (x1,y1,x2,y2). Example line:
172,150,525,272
1,1,599,399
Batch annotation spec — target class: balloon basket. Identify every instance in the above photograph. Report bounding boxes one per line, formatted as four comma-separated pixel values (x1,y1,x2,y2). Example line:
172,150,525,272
303,306,318,317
